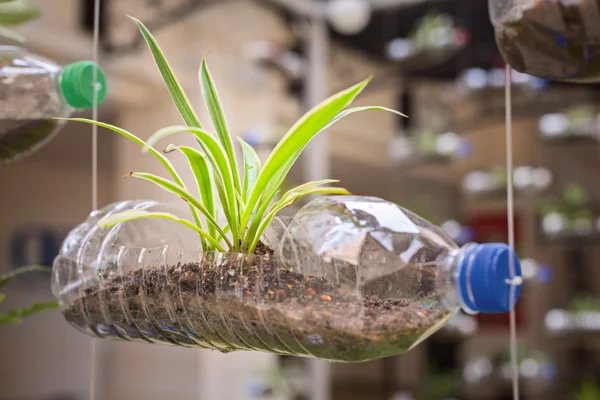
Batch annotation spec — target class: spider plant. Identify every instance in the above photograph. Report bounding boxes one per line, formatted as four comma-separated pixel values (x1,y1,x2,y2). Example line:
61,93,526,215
61,17,404,254
0,265,58,327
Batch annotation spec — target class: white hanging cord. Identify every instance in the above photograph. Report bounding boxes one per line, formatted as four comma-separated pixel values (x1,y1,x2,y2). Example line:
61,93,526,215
90,0,101,398
504,66,520,400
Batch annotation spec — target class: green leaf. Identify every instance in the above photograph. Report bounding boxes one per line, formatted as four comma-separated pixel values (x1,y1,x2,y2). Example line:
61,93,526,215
0,25,24,42
58,118,207,249
245,178,339,248
98,210,224,252
0,301,59,328
0,292,5,304
0,0,39,26
147,126,240,249
166,145,216,241
199,59,240,192
242,78,371,234
323,106,406,131
130,16,203,129
0,265,51,290
215,224,231,245
249,186,350,252
128,172,233,250
237,137,261,203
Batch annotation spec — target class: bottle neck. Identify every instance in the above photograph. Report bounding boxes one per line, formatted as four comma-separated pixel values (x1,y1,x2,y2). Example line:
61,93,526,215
439,245,477,314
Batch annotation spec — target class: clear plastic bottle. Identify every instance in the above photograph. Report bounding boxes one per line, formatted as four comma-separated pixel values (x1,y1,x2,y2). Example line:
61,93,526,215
52,196,522,362
0,46,107,164
489,0,600,82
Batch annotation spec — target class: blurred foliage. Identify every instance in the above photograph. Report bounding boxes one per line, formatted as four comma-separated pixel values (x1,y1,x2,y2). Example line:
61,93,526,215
570,376,600,400
565,105,597,125
410,13,456,50
0,0,40,43
261,364,293,399
0,265,58,328
539,182,592,219
569,296,600,312
416,367,460,400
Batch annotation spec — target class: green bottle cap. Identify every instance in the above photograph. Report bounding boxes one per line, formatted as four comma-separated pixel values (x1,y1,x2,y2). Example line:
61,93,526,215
59,61,107,109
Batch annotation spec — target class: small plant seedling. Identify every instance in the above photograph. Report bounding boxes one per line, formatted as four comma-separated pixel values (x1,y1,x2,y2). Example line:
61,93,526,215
0,265,58,327
59,16,405,255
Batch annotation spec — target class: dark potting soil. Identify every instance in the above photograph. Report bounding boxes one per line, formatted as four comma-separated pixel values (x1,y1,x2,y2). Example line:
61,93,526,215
496,0,600,82
0,119,61,164
62,244,450,362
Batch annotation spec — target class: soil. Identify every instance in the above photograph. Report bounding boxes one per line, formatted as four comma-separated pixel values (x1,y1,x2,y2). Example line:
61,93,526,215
496,0,600,82
0,119,61,164
61,243,450,362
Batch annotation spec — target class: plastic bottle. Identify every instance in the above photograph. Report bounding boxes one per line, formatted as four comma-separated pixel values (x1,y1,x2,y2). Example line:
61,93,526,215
489,0,600,82
0,46,107,164
52,196,522,362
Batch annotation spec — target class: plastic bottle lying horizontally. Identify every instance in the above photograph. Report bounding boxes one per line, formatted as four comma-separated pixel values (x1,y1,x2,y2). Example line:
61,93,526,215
52,196,522,362
490,0,600,82
0,46,107,164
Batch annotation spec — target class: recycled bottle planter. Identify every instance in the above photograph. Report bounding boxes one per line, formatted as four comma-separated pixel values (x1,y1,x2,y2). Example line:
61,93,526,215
0,46,107,164
386,13,468,71
490,0,600,82
539,105,600,145
389,131,471,167
463,166,552,199
464,348,557,393
540,210,598,242
545,308,600,335
546,296,600,336
53,196,522,362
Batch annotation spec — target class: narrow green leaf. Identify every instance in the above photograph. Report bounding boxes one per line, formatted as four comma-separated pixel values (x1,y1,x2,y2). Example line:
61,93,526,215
0,293,6,304
199,59,240,192
130,16,203,129
0,301,59,327
0,25,24,42
242,78,370,234
237,137,261,203
98,210,225,252
242,103,405,244
324,106,406,131
166,145,216,241
0,265,51,290
215,224,231,245
0,0,40,26
244,178,339,248
57,118,207,249
146,126,239,248
129,172,233,250
249,187,350,252
241,154,300,247
233,189,245,208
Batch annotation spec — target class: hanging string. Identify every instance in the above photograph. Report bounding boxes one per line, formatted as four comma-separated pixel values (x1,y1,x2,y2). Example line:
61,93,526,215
90,0,101,398
504,66,520,400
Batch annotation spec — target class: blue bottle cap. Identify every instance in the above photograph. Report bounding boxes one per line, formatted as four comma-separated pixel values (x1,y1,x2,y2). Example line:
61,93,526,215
457,243,522,313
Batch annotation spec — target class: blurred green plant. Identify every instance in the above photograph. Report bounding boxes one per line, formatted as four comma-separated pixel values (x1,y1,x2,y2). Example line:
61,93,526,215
566,105,597,126
410,13,456,50
538,182,594,237
571,376,600,400
569,296,600,312
416,366,460,400
0,265,58,327
0,0,40,43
